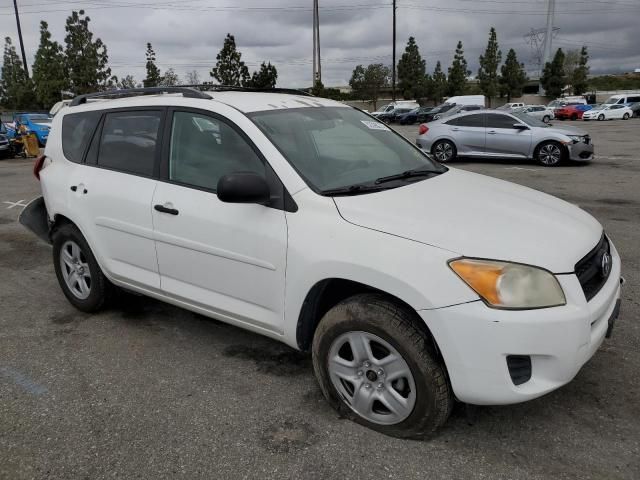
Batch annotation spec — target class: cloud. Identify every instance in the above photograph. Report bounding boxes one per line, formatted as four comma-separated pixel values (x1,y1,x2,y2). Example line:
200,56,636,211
1,0,637,88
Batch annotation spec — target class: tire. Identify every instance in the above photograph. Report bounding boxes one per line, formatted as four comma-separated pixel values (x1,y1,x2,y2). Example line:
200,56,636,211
623,113,630,120
542,116,551,123
431,140,457,163
312,294,452,439
571,114,578,121
52,223,113,312
598,114,605,121
535,141,565,167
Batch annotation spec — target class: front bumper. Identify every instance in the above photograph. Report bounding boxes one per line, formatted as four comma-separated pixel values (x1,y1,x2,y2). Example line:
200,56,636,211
419,243,622,405
568,141,594,161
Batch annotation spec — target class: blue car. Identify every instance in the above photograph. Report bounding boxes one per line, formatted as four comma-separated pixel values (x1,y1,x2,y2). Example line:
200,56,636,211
12,113,53,146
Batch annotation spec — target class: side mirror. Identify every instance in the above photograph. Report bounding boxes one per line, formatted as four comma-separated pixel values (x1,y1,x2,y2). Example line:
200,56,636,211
513,123,529,130
217,172,270,205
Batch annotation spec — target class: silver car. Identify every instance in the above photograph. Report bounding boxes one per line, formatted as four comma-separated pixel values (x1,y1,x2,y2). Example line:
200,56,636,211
417,109,594,167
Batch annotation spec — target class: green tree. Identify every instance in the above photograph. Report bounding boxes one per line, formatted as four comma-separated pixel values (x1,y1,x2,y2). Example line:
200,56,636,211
477,27,501,106
160,68,179,86
349,63,390,109
210,34,249,86
540,48,566,98
32,21,68,109
397,36,426,99
64,10,112,94
143,42,162,88
0,37,36,109
247,61,278,89
116,75,136,89
572,46,589,95
499,49,528,102
310,79,325,96
431,61,447,103
447,41,470,96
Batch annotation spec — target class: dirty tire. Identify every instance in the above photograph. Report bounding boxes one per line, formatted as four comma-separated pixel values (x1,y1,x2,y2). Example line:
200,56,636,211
52,223,113,312
598,114,605,121
312,293,452,439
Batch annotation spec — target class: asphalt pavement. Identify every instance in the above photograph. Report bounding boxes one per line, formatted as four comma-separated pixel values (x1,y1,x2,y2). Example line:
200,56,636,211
1,118,639,480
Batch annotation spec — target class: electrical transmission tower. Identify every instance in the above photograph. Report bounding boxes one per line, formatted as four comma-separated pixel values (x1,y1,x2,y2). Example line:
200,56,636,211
524,0,557,92
312,0,321,86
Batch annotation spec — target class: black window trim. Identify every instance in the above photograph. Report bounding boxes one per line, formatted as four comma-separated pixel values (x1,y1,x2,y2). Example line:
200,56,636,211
485,112,521,129
61,110,102,164
77,106,167,180
159,106,297,212
445,113,487,128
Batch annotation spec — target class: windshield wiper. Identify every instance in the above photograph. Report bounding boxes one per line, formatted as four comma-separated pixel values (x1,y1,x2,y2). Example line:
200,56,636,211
320,184,392,196
374,168,442,185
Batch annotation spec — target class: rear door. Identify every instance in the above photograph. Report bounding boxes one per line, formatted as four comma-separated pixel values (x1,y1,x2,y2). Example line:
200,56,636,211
445,113,486,155
484,113,532,158
68,109,164,289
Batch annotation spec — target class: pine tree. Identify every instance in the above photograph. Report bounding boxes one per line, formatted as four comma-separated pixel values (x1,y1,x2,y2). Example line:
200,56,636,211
397,37,426,99
32,21,68,109
540,48,566,98
499,49,528,102
143,43,162,88
447,41,470,96
311,79,324,96
477,27,501,106
0,37,36,109
572,46,589,95
349,63,390,109
210,34,249,86
64,10,112,94
431,61,447,103
247,62,278,89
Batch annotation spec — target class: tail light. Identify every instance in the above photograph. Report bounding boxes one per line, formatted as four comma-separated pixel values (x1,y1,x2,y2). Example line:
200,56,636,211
418,124,429,135
33,155,47,180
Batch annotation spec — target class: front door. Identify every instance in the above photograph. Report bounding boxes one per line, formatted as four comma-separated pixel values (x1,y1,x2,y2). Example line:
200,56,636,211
151,109,288,333
484,113,532,158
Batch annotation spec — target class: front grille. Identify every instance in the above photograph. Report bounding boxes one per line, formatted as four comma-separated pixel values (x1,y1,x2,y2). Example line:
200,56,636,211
507,355,532,385
575,234,611,301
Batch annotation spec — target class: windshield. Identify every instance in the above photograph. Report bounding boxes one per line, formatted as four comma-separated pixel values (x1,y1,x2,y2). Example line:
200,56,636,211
603,97,620,105
250,107,445,193
27,114,52,123
512,111,548,128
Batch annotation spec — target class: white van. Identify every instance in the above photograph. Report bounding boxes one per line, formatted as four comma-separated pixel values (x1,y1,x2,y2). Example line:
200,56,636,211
371,100,419,117
602,93,640,106
444,95,485,107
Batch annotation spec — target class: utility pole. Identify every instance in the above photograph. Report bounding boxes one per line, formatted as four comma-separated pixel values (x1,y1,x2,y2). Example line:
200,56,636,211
540,0,555,94
312,0,321,86
13,0,30,78
392,0,397,101
316,0,321,83
312,0,317,86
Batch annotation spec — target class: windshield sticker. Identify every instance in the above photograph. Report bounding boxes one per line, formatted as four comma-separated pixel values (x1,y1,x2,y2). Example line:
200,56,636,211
361,120,390,131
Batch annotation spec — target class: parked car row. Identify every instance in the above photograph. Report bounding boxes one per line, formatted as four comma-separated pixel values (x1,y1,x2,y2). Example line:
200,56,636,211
2,112,52,146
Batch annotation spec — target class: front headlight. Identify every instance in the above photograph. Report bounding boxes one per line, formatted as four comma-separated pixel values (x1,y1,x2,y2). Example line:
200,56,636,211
567,135,585,144
449,258,566,309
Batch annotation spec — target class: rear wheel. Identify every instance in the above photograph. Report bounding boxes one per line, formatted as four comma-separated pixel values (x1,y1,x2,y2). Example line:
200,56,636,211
312,294,452,439
431,140,457,163
53,224,113,312
535,141,565,167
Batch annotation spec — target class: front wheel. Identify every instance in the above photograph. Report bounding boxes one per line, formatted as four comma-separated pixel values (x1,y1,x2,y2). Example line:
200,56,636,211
312,294,452,439
598,114,605,121
53,224,114,312
536,141,565,167
542,116,551,123
431,140,457,163
623,113,630,120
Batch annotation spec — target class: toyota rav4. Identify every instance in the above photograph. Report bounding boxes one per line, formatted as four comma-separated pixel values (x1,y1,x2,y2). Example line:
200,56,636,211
21,87,623,439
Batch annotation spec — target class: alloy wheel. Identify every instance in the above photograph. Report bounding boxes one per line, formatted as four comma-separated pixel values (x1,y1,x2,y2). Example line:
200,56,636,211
538,143,562,165
327,331,416,425
59,240,92,300
434,142,454,162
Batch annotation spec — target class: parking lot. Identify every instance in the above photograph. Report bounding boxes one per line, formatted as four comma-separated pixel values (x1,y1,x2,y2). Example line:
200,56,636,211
1,118,639,479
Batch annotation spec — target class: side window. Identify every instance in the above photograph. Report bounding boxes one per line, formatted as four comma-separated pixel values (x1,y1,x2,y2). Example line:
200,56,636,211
169,111,264,191
628,96,640,103
448,114,485,128
486,114,518,129
62,112,101,163
97,111,162,176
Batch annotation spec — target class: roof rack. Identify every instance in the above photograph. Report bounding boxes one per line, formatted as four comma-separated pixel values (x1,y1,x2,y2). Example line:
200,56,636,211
180,84,314,97
69,87,212,106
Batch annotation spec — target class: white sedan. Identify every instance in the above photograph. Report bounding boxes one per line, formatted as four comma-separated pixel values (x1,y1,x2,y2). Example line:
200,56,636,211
582,104,633,121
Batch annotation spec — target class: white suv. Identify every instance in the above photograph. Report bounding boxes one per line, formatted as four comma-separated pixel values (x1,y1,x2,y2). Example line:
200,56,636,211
21,87,623,438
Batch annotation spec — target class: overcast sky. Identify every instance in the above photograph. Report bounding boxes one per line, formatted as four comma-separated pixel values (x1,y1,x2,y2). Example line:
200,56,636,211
1,0,639,88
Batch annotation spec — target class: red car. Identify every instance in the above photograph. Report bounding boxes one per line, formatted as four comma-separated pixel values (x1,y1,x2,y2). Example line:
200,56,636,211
554,104,591,120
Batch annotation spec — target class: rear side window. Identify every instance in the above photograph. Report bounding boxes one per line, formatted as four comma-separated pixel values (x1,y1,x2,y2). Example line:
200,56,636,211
97,111,162,176
627,96,640,103
447,114,485,127
62,112,101,163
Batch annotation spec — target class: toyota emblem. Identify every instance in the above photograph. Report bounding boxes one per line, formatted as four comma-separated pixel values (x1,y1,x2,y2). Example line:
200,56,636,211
601,251,611,278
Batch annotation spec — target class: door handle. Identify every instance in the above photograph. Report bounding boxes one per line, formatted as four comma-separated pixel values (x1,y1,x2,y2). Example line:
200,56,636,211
451,128,460,131
487,130,497,134
70,185,77,191
154,204,179,215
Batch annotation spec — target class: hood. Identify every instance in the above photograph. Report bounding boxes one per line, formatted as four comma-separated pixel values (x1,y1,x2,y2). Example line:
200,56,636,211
548,125,589,136
333,168,602,272
32,123,50,129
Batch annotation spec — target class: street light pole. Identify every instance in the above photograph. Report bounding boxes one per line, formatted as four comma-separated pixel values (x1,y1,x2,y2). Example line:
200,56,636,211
13,0,30,78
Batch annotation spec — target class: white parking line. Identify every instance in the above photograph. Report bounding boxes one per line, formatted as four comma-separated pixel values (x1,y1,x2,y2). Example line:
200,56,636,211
3,200,27,209
504,167,539,172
